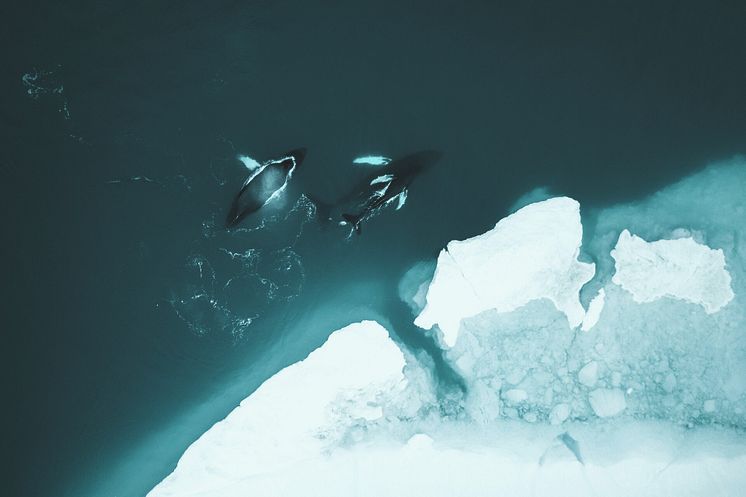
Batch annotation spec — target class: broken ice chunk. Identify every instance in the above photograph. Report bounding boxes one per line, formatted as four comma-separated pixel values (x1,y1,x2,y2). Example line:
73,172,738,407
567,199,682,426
503,389,528,404
581,289,605,331
549,403,570,425
588,388,626,417
662,373,677,393
611,230,734,313
578,361,599,387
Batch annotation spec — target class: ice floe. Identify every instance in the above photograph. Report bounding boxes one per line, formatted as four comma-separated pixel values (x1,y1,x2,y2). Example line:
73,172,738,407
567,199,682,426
611,229,734,313
415,197,595,347
149,321,421,496
588,388,626,417
580,289,605,331
150,320,746,497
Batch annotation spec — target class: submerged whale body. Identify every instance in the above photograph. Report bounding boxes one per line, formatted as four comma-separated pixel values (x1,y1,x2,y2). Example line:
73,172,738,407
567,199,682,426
340,150,442,234
226,148,306,229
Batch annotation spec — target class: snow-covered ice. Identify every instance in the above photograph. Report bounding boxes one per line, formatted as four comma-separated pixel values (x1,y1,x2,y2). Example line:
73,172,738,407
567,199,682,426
580,289,605,331
611,229,734,313
149,321,746,497
548,403,570,425
410,158,745,427
149,321,422,496
415,197,595,347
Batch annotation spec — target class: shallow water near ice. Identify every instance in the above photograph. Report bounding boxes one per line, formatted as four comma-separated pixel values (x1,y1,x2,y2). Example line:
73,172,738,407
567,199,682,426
4,2,746,496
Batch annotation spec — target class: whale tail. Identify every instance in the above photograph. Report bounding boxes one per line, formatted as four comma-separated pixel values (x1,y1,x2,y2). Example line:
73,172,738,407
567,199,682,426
342,213,362,235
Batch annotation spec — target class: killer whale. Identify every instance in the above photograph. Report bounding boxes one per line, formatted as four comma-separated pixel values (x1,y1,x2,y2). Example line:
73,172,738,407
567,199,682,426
226,148,306,229
338,150,442,234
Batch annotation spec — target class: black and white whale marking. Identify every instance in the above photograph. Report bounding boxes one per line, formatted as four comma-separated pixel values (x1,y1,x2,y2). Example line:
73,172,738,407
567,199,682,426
340,150,442,234
226,148,306,229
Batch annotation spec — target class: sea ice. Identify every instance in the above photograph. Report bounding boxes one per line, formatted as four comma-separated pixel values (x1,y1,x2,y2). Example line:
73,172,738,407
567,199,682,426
503,388,528,404
588,388,626,417
149,319,746,497
548,403,570,425
611,229,734,313
580,289,605,331
149,159,746,497
148,321,433,496
411,159,745,427
415,197,595,347
577,361,599,387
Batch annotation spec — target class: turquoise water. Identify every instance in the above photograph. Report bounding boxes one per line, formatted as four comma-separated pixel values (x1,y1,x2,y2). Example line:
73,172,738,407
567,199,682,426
3,1,746,496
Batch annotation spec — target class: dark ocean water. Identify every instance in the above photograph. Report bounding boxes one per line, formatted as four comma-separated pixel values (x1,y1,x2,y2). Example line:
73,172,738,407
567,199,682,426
3,1,745,496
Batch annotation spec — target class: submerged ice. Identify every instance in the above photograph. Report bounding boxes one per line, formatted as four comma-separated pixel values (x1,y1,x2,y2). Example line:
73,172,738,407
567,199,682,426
150,159,746,496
